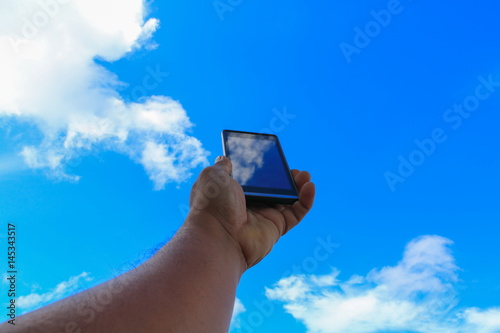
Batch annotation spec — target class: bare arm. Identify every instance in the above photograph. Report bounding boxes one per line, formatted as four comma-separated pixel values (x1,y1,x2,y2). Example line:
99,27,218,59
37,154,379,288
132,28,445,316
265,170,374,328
1,156,315,333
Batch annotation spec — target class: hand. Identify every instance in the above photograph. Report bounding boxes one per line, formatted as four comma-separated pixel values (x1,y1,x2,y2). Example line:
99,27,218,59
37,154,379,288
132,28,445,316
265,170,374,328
188,156,315,269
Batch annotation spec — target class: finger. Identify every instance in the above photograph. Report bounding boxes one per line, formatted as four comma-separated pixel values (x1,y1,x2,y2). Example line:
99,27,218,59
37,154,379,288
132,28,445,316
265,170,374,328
294,171,311,191
275,169,311,208
213,155,232,175
297,181,315,213
282,181,315,234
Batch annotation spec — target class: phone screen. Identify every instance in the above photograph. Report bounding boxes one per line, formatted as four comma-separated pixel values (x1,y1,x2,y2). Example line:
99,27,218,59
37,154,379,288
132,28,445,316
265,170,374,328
222,130,299,204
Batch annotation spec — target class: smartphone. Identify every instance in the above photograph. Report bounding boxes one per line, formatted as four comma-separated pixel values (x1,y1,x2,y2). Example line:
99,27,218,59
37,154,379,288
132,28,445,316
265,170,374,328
221,130,299,205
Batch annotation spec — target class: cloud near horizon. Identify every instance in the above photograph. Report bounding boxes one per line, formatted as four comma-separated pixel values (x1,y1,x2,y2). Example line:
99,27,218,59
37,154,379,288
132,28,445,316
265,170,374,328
17,272,93,314
265,235,500,333
0,0,209,189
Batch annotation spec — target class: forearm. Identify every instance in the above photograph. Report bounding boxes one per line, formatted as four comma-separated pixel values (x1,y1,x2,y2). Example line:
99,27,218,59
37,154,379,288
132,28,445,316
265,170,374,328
2,214,246,333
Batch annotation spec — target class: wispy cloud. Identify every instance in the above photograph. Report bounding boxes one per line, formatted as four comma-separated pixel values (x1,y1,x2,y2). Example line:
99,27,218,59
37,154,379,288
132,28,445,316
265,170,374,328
17,272,93,314
231,298,247,329
0,153,26,176
0,0,209,189
266,235,500,333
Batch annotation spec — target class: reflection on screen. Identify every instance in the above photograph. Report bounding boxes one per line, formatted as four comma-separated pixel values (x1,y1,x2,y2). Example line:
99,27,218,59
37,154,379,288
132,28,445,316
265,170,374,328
227,135,293,190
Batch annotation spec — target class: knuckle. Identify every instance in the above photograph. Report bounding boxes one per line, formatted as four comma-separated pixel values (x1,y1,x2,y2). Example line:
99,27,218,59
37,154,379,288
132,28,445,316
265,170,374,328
199,166,215,179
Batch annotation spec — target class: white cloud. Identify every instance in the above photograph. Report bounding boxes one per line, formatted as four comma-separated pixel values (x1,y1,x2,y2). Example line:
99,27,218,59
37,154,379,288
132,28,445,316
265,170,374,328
17,272,93,313
226,135,273,186
0,0,208,189
265,235,500,333
463,308,500,333
230,298,247,329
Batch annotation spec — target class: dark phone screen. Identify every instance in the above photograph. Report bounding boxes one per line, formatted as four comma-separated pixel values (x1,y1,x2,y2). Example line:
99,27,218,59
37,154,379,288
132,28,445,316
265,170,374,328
225,133,294,190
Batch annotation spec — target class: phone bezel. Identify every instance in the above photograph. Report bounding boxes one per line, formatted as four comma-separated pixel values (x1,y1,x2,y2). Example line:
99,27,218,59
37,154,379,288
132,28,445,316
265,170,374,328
221,130,299,205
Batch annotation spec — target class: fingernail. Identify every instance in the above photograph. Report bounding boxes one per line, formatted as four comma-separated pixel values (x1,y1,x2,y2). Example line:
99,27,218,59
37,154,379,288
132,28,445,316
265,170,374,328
215,156,224,163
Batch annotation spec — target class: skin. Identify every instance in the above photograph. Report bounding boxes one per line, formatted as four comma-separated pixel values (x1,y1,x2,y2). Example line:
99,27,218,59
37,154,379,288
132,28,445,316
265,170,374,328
1,156,315,333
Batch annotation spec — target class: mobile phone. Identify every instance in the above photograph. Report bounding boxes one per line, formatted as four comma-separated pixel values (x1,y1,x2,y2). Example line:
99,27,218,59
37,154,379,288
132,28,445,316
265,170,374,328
221,130,299,205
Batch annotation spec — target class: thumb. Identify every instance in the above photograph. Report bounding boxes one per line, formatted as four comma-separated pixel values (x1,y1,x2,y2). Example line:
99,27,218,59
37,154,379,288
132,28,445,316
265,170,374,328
214,155,232,175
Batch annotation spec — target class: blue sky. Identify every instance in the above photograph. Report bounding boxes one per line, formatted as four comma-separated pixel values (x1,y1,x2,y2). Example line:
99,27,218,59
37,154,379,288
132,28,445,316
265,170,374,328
1,0,500,332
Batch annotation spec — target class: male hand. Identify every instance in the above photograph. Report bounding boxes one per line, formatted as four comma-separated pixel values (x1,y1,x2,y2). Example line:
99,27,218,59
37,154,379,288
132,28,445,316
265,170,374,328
189,156,315,269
